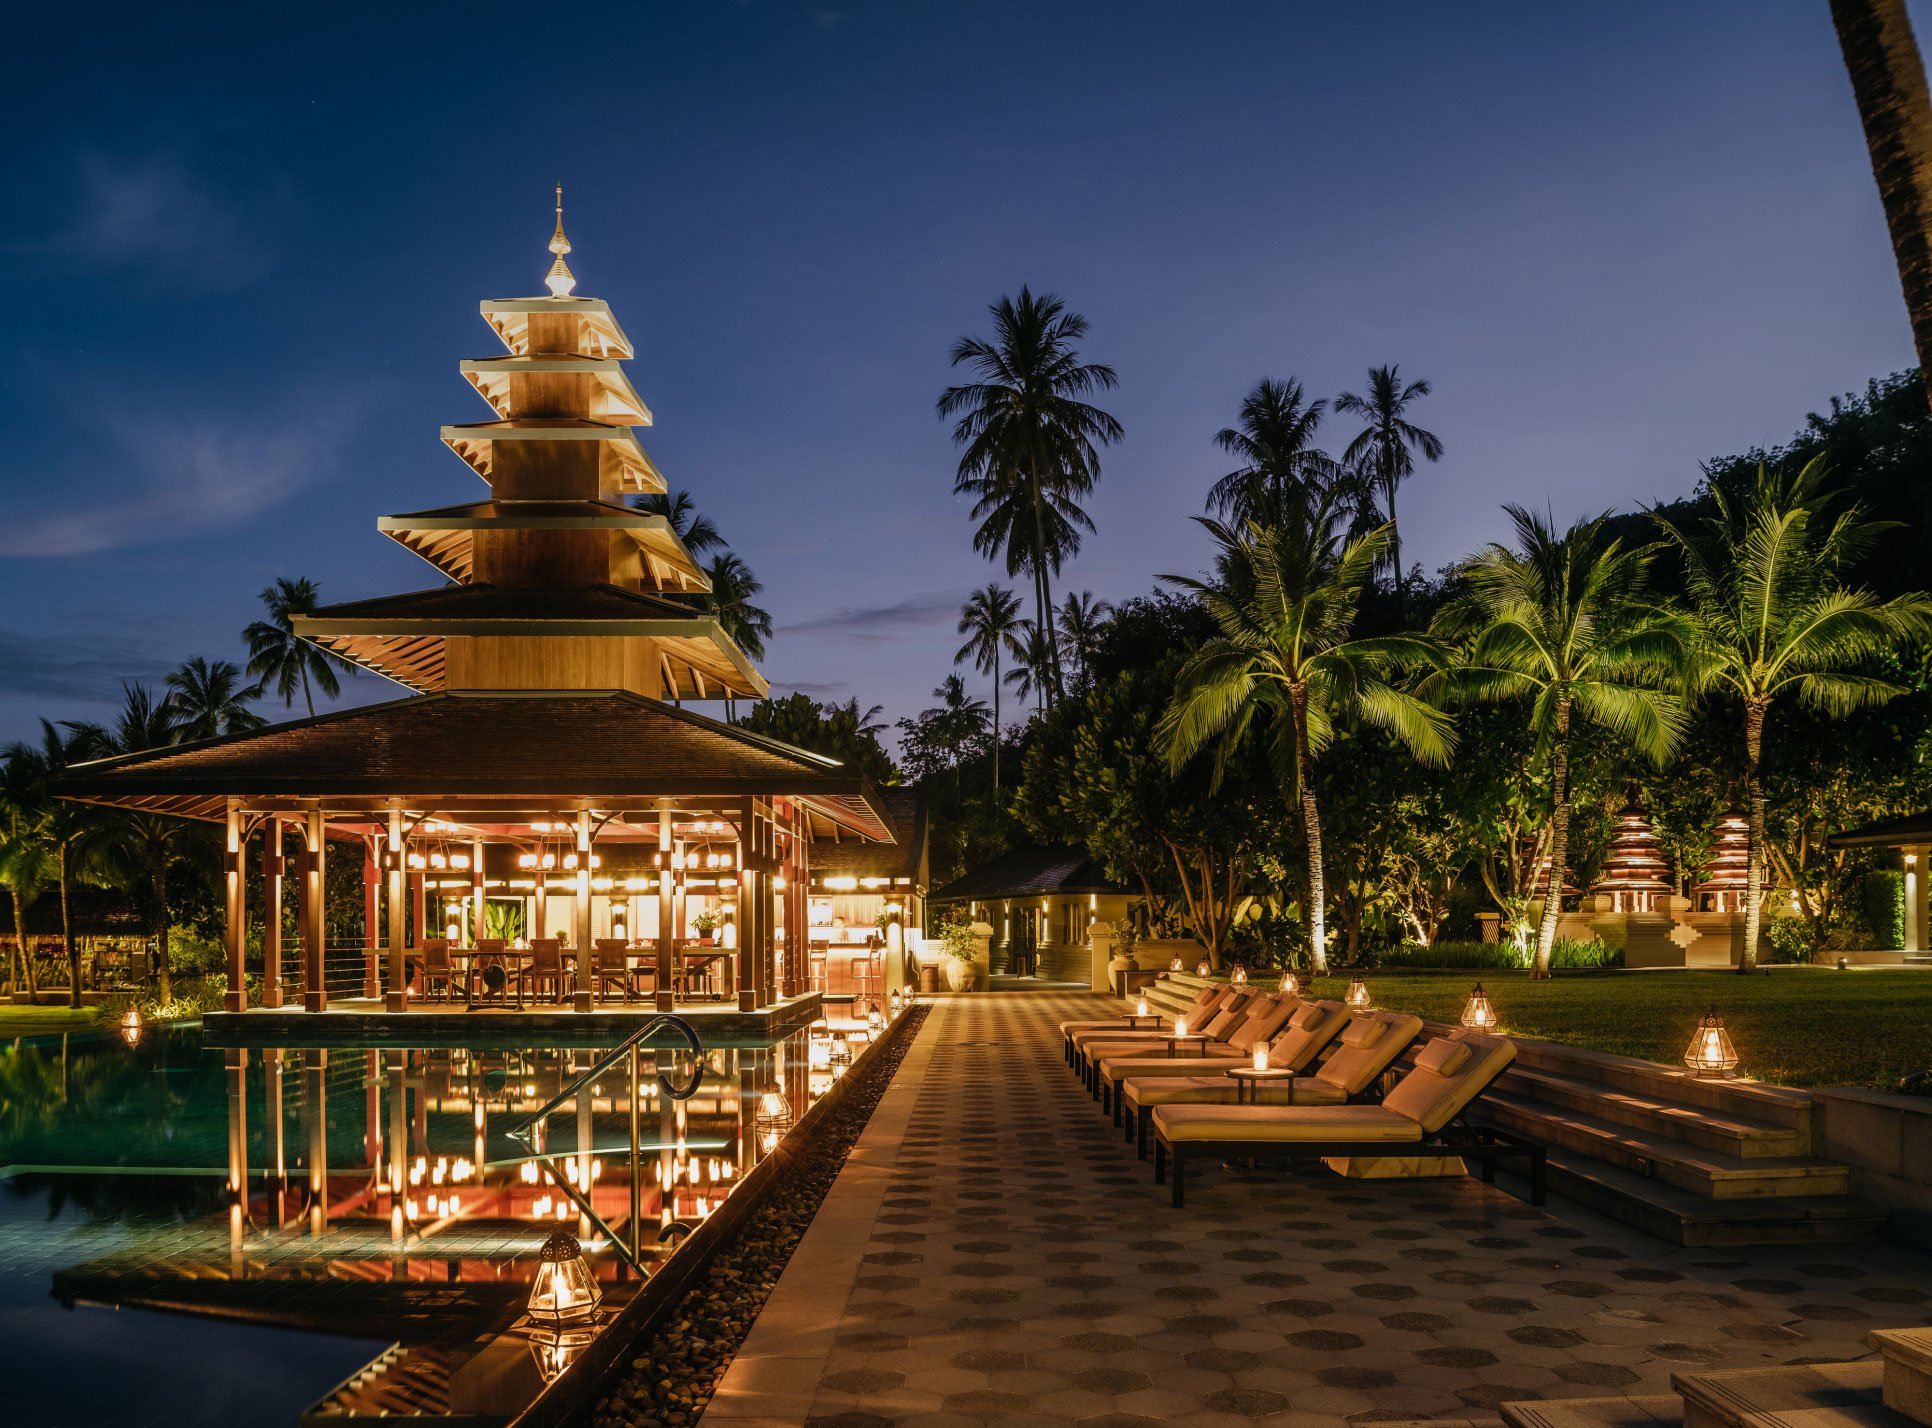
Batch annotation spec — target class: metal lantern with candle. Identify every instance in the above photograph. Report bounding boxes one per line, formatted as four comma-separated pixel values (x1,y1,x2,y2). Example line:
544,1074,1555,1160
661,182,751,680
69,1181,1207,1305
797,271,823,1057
1252,1040,1270,1072
1169,953,1183,973
1230,964,1248,987
1278,968,1299,997
1196,957,1211,977
1173,1013,1188,1037
1460,983,1497,1030
526,1231,601,1327
119,1005,143,1048
1135,992,1150,1018
1683,1006,1738,1078
1345,974,1372,1011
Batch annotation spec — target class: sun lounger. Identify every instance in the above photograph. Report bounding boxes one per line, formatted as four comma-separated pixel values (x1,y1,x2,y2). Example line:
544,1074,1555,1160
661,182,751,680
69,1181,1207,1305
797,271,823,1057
1062,981,1229,1066
1149,1030,1543,1207
1074,988,1261,1091
1079,991,1291,1098
1121,1007,1413,1154
1068,984,1244,1072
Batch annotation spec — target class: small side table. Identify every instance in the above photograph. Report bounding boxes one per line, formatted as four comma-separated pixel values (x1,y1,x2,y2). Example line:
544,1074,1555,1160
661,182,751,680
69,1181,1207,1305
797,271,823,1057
1162,1033,1210,1058
1121,1014,1162,1030
1227,1066,1296,1105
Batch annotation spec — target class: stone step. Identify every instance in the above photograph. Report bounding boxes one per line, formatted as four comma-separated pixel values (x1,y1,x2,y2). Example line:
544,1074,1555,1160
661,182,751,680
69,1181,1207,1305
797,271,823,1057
1495,1149,1886,1247
1673,1358,1902,1428
1496,1063,1811,1159
1871,1328,1932,1425
1502,1033,1814,1135
1479,1090,1853,1200
1501,1395,1683,1428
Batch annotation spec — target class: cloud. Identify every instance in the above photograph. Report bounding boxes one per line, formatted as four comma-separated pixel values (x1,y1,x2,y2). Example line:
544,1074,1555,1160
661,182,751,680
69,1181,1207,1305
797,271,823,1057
781,588,967,643
0,626,173,706
0,395,366,558
34,152,274,290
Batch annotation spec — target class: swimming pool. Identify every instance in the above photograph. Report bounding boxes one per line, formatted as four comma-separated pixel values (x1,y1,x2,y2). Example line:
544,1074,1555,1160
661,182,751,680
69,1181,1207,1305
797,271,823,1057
0,1015,867,1425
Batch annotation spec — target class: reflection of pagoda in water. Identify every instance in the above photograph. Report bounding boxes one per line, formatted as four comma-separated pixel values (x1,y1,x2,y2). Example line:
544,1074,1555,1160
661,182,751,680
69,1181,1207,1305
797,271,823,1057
1589,795,1675,913
1693,807,1752,912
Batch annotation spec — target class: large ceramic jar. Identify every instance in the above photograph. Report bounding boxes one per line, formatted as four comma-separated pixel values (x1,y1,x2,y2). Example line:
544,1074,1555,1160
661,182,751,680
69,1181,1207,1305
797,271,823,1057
944,956,975,992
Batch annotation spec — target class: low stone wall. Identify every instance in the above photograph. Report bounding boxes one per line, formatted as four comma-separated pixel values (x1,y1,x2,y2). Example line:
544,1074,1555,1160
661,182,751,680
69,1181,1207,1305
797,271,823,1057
1811,1086,1932,1251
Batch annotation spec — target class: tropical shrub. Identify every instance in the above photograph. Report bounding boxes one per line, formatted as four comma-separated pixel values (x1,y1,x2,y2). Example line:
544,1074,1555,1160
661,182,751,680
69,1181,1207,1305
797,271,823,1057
1763,914,1817,964
1372,938,1619,970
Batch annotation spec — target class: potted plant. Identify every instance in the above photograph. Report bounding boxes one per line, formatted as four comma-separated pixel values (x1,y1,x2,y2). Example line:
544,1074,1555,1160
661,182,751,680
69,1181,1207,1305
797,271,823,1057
691,910,718,946
938,916,978,992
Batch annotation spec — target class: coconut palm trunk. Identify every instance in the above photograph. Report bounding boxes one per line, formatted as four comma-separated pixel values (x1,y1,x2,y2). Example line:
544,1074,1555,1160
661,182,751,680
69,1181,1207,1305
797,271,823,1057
1532,697,1572,979
1290,683,1330,974
1387,477,1403,604
1741,698,1769,973
1027,460,1064,701
992,648,1003,790
59,844,78,1009
8,889,24,998
152,863,172,1003
1831,0,1932,409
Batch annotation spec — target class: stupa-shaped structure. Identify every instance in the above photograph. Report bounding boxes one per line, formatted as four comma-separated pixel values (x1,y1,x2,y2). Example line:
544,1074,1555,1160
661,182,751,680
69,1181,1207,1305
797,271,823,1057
297,188,762,703
1693,807,1752,913
59,196,891,1022
1590,795,1675,913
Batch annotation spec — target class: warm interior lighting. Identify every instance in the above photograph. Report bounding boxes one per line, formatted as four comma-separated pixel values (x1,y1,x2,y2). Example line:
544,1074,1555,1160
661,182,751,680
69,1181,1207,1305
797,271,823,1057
1345,975,1372,1011
527,1231,600,1326
1684,1005,1739,1078
1460,983,1497,1030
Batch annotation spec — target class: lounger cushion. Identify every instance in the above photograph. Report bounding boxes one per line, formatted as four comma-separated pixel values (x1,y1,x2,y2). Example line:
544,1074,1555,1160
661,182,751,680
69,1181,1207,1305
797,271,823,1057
1414,1038,1472,1076
1204,996,1252,1038
1340,1017,1389,1048
1266,1000,1350,1071
1288,1003,1326,1031
1313,1013,1424,1093
1124,1074,1347,1110
1381,1031,1516,1133
1228,997,1298,1052
1155,1103,1423,1144
1099,1053,1248,1082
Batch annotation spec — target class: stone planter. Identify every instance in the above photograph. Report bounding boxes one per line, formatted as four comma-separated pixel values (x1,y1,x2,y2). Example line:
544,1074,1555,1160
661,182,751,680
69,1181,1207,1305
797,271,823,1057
943,956,975,993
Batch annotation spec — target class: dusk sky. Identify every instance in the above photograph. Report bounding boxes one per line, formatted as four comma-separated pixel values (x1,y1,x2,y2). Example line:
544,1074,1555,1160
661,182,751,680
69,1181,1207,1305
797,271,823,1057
0,1,1921,746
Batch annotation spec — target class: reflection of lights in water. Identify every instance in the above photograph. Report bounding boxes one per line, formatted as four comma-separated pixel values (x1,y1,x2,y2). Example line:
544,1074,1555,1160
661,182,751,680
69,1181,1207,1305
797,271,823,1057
520,1161,541,1184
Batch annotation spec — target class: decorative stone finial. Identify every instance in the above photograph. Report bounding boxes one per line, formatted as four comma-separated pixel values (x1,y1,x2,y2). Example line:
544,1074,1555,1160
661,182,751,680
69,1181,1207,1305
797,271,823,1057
545,183,577,298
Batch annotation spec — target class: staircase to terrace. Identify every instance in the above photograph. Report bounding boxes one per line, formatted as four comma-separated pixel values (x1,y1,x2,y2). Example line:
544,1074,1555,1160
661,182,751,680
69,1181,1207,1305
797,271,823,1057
1139,971,1888,1247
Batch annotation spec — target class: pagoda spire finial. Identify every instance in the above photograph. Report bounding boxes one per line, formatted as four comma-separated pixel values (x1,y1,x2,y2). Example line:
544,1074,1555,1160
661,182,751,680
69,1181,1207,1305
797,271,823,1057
545,182,577,298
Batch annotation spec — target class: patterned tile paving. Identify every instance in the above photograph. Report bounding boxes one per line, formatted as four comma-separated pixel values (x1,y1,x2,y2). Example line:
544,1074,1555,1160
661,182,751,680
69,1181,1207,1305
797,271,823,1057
703,992,1932,1427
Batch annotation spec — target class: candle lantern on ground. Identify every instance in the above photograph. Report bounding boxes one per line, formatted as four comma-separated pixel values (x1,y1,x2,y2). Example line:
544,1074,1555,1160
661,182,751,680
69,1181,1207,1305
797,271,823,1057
527,1231,601,1327
1345,974,1372,1011
1169,954,1183,973
1460,983,1497,1030
1230,964,1248,987
119,1006,143,1048
1196,957,1210,977
1278,969,1298,997
1683,1006,1738,1078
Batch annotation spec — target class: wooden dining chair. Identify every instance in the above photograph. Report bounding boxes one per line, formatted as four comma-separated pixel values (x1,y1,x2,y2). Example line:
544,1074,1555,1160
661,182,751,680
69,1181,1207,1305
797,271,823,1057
470,937,508,1002
520,939,566,1004
421,938,456,1002
593,940,637,1003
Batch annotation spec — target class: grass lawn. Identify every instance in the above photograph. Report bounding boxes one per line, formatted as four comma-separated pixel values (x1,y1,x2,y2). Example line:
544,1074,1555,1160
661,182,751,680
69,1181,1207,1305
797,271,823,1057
1291,967,1932,1090
0,1005,97,1042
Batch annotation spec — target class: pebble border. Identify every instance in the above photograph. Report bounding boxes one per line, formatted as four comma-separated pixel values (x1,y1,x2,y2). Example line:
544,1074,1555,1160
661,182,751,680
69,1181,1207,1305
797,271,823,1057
584,1005,930,1428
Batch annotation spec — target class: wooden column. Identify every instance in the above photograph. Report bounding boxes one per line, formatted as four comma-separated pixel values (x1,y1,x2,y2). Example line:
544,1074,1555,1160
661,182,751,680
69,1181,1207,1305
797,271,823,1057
574,809,594,1011
411,869,426,950
656,804,675,1012
738,798,759,1012
261,816,284,1009
385,810,406,1011
224,801,247,1012
303,808,328,1012
470,840,485,947
361,838,380,999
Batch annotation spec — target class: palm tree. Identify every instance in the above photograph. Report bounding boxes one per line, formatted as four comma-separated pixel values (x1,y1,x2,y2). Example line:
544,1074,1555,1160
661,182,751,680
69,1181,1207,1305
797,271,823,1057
1335,365,1443,602
955,584,1026,790
702,552,773,719
1003,620,1057,718
0,761,53,999
2,721,109,1006
1831,0,1932,408
939,286,1122,702
1207,377,1344,524
920,674,989,798
1161,494,1455,972
634,488,726,556
1435,508,1691,976
1656,456,1932,970
1055,591,1113,691
244,577,354,720
165,657,264,741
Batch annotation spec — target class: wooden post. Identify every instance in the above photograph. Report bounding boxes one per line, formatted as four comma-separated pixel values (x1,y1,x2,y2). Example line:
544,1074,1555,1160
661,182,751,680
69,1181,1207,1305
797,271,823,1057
656,804,675,1012
411,868,426,950
303,808,328,1012
574,809,594,1011
224,801,247,1012
385,809,406,1012
738,798,759,1012
471,839,485,947
262,816,284,1009
361,837,380,999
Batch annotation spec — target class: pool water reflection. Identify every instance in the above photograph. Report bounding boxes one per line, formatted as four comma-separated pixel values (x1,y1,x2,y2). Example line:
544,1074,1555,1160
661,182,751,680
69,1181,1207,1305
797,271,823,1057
0,1012,882,1425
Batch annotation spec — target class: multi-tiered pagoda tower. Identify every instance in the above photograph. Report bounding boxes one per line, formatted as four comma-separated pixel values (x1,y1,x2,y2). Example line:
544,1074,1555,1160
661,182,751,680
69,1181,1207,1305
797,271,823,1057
1590,795,1675,914
297,190,765,705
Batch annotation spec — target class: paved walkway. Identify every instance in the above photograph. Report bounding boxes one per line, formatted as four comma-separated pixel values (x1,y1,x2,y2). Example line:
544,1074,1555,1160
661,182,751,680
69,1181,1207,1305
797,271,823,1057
701,993,1931,1428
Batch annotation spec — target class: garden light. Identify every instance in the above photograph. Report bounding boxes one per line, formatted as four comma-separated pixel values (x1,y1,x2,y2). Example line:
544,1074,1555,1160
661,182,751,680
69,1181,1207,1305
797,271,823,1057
1345,974,1371,1011
526,1231,600,1326
1460,983,1497,1030
119,1006,142,1048
1684,1006,1739,1078
1230,964,1248,987
1196,957,1210,977
1169,954,1183,972
1278,969,1298,997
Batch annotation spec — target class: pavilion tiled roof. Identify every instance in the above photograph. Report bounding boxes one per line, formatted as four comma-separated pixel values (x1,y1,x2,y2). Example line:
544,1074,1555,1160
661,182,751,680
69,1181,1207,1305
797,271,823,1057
1829,811,1932,847
58,690,894,839
929,844,1125,903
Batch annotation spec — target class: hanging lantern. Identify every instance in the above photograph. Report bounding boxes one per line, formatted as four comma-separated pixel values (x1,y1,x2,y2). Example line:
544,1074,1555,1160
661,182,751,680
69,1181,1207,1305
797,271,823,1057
1460,983,1498,1030
526,1231,601,1326
119,1005,143,1048
1278,969,1299,997
1230,964,1248,987
1345,974,1372,1011
1683,1006,1738,1078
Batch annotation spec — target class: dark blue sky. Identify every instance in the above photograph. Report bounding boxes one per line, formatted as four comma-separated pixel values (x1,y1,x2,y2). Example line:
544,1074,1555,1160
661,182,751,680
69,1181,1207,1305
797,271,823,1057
0,1,1920,744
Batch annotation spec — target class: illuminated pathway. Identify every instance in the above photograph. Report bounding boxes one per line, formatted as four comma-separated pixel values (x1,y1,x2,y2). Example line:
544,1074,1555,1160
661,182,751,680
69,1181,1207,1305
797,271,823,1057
699,993,1929,1427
